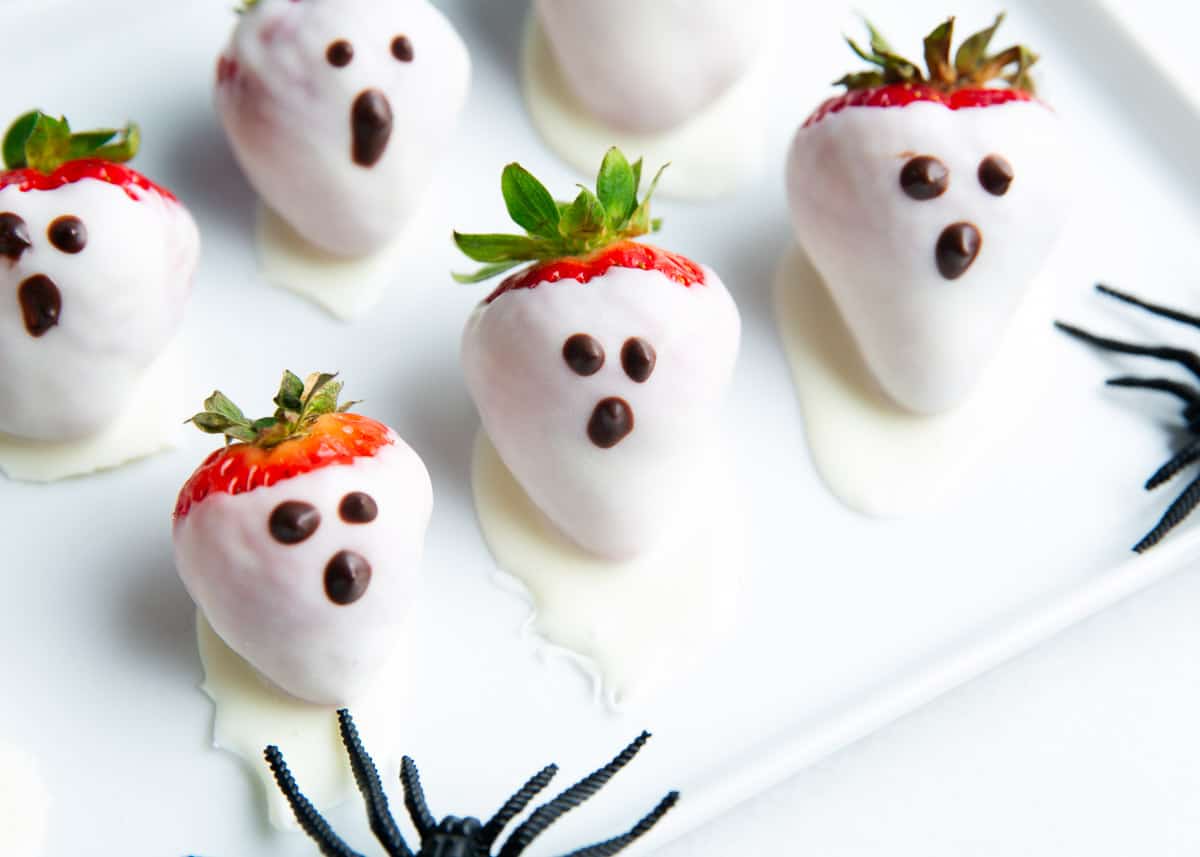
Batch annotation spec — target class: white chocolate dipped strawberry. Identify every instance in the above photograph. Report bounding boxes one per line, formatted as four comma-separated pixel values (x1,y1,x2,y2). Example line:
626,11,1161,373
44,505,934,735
172,373,433,706
0,111,198,442
786,16,1070,414
534,0,772,134
456,149,740,561
215,0,470,257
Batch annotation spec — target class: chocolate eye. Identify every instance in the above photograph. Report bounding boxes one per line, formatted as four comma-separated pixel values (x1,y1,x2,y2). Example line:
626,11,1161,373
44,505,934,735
391,35,414,62
621,337,656,383
978,154,1014,196
563,333,605,376
339,491,378,524
899,156,949,201
269,501,321,545
48,216,86,254
327,39,354,67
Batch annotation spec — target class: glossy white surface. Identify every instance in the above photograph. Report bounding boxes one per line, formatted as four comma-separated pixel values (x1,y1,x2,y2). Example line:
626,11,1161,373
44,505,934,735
5,1,1200,855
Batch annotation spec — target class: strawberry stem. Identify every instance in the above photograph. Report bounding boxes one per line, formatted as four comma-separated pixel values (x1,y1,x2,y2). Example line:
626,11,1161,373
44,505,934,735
2,110,140,174
188,371,358,448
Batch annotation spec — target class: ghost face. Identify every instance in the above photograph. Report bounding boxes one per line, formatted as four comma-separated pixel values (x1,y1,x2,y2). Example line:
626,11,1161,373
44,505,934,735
463,267,741,560
0,180,198,441
216,0,470,256
787,100,1071,414
173,441,433,705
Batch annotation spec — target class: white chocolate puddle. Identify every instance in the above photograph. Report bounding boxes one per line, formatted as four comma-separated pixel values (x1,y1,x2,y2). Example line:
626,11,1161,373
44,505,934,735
256,204,424,322
0,337,185,482
521,15,772,201
196,612,413,830
0,744,49,856
472,432,744,707
773,243,1055,517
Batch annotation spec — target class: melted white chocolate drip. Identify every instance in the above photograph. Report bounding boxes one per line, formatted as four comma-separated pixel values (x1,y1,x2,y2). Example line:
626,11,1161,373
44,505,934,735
471,431,744,707
196,612,413,830
256,204,425,322
0,744,49,856
773,244,1055,517
520,15,772,201
0,336,185,482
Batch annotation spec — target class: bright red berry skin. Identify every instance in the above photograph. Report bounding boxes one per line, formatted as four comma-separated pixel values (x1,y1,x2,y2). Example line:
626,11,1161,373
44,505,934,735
0,159,177,203
804,84,1035,129
173,413,395,520
486,240,706,304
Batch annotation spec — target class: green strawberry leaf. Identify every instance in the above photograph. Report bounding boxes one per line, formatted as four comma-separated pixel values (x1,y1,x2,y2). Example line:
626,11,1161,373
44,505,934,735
596,147,637,229
955,13,1004,75
923,18,956,87
454,232,547,263
2,111,39,170
274,370,305,414
631,157,644,195
89,123,140,164
203,391,248,425
865,19,894,56
628,163,669,235
501,163,561,239
301,373,340,415
189,412,236,434
452,260,524,284
25,114,72,175
559,188,606,240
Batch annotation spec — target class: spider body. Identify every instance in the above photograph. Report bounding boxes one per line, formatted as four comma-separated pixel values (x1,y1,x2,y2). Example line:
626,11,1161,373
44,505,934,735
264,710,678,857
1057,284,1200,552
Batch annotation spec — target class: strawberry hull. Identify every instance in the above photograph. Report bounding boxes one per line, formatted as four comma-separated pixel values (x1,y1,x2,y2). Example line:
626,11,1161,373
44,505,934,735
786,96,1071,414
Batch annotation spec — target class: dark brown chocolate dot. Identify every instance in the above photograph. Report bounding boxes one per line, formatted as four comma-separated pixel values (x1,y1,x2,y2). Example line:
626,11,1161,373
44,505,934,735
391,35,414,62
18,275,61,337
935,222,982,280
563,333,605,376
351,88,394,168
587,397,634,449
269,501,321,545
0,212,30,260
326,39,354,67
325,551,372,605
978,154,1014,196
899,156,949,201
339,491,378,524
48,216,87,254
620,337,656,383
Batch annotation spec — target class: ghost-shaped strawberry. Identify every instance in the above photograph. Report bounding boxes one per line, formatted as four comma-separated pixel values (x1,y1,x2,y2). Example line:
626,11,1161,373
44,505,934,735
0,111,198,442
172,372,433,706
534,0,772,134
456,149,740,561
215,0,470,257
785,16,1070,414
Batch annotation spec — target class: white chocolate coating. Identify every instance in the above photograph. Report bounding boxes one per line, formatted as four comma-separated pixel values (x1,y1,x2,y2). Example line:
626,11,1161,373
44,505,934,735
786,100,1071,414
173,439,433,705
534,0,771,134
0,179,198,442
216,0,470,257
462,266,741,561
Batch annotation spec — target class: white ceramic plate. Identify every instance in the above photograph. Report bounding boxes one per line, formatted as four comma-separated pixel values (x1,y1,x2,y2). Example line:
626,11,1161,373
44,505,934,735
6,1,1200,855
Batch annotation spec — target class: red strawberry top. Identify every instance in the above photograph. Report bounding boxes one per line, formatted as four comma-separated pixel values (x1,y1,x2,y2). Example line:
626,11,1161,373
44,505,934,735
804,14,1042,129
454,147,705,300
0,110,174,202
174,373,394,520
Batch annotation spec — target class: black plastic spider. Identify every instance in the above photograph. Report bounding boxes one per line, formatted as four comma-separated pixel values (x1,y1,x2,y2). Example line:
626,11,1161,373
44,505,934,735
264,709,679,857
1056,283,1200,553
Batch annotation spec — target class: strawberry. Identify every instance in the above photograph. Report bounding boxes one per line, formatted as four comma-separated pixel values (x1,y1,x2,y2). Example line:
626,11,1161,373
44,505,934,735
455,148,740,561
534,0,772,133
785,15,1070,414
0,110,198,442
215,0,470,257
172,372,433,705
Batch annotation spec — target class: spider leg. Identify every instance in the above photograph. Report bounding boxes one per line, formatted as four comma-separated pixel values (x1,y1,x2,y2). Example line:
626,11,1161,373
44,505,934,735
553,791,680,857
400,755,437,837
1106,376,1200,409
263,745,367,857
1144,440,1200,491
1053,322,1200,382
336,710,414,857
497,732,652,857
1095,284,1200,330
1133,468,1200,553
479,763,559,848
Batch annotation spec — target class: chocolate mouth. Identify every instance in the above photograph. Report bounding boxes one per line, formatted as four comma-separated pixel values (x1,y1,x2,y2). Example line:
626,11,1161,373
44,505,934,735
936,222,982,280
18,274,61,337
351,89,393,168
324,550,372,605
588,397,634,449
